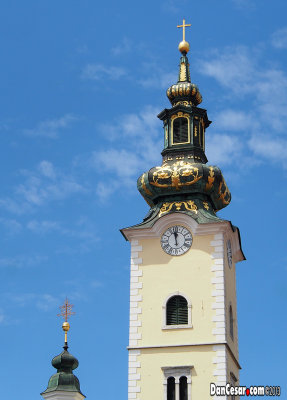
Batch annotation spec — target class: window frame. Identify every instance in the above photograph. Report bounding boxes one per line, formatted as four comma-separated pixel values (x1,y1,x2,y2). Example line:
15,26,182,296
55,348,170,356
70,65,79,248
162,292,192,330
171,113,190,146
162,366,193,400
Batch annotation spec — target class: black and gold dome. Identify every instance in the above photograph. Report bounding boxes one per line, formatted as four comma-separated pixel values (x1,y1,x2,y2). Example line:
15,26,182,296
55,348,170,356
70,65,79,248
127,21,231,229
166,53,202,107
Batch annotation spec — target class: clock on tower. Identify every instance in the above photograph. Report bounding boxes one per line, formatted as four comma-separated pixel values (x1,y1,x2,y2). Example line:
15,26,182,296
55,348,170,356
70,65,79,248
121,19,245,400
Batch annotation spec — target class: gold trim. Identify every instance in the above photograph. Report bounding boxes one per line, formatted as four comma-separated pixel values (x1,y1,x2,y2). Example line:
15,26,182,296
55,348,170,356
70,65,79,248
203,201,209,210
159,200,198,217
218,179,231,205
151,161,202,190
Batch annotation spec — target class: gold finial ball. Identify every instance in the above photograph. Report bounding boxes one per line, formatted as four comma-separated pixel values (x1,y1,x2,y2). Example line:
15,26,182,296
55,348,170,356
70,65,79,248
62,321,70,332
178,40,190,54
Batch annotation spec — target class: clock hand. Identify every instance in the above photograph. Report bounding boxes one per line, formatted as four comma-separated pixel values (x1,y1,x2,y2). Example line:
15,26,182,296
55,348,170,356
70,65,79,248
174,232,178,246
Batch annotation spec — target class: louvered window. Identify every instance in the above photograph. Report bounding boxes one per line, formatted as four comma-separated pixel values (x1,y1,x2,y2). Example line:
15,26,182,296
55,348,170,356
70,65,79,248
179,376,187,400
166,295,188,325
167,377,175,400
173,117,189,144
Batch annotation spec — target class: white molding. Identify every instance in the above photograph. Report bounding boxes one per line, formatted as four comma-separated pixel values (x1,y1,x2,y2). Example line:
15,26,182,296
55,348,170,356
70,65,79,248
210,233,226,344
162,324,193,330
128,341,227,349
162,366,193,400
122,213,244,262
128,349,141,400
41,391,85,400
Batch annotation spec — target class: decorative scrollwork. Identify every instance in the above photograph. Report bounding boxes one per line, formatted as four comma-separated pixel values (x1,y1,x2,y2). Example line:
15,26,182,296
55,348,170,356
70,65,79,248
159,200,198,216
151,161,202,190
218,179,231,205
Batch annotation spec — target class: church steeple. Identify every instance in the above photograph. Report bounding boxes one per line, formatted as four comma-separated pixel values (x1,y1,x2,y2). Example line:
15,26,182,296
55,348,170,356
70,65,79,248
135,24,231,226
122,20,244,400
41,299,85,400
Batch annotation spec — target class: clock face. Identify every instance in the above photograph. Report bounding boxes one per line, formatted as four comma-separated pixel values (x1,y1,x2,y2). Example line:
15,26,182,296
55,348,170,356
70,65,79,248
227,239,232,268
161,225,192,256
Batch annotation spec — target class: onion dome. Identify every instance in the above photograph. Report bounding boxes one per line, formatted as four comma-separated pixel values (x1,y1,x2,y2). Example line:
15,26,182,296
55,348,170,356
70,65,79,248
138,161,231,218
41,301,85,399
166,54,202,107
41,346,83,395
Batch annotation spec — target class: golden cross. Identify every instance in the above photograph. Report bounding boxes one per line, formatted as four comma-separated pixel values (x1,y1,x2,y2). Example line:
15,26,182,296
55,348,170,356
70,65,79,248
57,298,75,322
177,19,191,41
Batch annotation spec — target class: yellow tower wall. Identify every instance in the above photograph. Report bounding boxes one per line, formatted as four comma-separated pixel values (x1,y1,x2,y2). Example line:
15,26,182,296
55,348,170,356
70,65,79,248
124,213,244,400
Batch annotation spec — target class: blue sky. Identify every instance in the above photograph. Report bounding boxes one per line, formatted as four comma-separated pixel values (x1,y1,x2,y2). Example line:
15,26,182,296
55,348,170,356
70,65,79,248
0,0,286,398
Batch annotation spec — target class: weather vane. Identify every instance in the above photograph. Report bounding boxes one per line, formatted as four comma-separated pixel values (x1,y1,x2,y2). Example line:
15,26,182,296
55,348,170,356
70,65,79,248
177,19,191,42
57,298,75,345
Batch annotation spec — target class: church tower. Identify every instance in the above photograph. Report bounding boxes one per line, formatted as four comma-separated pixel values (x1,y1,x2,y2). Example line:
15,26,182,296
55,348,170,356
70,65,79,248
121,20,245,400
41,299,85,400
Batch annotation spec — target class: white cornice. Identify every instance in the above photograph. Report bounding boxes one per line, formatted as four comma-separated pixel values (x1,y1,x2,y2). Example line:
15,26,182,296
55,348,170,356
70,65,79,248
41,391,85,400
122,213,245,262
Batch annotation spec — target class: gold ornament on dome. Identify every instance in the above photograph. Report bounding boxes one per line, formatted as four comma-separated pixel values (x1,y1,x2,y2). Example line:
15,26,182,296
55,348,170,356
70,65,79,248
151,161,202,190
177,19,191,54
203,201,209,210
159,200,198,217
57,298,75,343
218,179,231,205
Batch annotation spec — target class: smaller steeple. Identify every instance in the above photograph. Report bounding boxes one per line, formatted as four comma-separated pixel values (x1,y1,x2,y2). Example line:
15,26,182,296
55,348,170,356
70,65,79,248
41,299,85,400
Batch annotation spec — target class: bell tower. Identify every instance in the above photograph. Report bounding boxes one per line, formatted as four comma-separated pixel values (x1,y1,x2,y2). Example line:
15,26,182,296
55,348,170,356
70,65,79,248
121,20,245,400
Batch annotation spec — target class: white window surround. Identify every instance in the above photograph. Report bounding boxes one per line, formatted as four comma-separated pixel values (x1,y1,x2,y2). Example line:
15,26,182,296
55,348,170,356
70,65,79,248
162,292,192,330
162,366,193,400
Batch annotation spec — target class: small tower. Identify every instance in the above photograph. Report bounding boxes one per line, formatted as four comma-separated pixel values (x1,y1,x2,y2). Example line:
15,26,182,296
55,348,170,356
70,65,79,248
41,299,85,400
121,20,245,400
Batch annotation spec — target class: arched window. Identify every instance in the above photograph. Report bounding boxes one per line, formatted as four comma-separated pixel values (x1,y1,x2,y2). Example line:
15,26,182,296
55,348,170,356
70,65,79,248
166,295,188,325
229,305,234,340
173,117,189,144
167,377,175,400
179,376,187,400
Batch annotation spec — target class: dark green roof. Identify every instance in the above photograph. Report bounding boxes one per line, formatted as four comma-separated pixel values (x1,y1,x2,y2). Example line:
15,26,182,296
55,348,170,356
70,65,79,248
41,345,85,397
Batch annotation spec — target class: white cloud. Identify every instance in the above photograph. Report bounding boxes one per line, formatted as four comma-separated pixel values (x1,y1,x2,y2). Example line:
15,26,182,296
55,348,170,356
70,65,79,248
198,44,287,168
27,218,99,251
271,27,287,49
138,70,175,90
215,109,256,131
111,37,132,56
161,0,187,13
17,161,84,207
0,254,48,268
23,114,77,138
88,106,162,199
81,64,127,80
206,133,243,166
27,220,61,234
8,292,58,312
0,161,85,214
248,134,287,166
199,46,254,96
